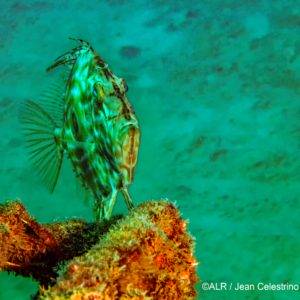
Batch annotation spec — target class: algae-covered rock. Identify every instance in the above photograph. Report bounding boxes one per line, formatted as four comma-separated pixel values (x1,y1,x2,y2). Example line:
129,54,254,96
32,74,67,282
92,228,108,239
39,201,198,299
0,200,119,285
0,200,198,299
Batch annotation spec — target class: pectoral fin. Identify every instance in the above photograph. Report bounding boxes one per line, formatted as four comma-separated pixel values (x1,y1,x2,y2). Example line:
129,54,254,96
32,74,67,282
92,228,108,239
20,100,64,192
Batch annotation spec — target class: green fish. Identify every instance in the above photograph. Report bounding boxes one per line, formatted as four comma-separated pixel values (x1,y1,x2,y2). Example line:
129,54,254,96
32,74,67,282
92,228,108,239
21,39,140,222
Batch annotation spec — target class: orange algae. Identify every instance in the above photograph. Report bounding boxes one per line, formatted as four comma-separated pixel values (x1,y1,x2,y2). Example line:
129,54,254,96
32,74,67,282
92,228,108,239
39,201,198,299
0,201,58,284
0,200,118,286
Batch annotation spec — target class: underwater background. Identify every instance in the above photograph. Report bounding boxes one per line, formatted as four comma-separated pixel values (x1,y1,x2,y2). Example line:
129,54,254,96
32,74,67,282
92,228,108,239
0,0,299,299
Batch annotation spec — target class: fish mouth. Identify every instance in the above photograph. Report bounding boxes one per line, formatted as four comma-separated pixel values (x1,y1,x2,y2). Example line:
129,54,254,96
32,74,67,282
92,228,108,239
46,38,93,72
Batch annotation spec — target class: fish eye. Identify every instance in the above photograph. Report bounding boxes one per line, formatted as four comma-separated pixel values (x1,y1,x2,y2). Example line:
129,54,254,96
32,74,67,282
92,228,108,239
93,87,97,97
93,83,99,97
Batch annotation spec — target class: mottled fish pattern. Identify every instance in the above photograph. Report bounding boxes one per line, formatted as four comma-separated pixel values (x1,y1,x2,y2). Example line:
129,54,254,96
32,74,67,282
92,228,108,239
21,39,140,222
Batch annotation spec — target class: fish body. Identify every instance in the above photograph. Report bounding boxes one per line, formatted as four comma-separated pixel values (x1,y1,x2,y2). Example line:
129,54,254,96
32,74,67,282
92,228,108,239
22,39,140,221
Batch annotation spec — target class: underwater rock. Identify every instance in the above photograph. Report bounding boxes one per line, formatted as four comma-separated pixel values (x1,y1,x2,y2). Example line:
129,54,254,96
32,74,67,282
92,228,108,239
39,201,198,299
0,201,119,285
0,200,197,298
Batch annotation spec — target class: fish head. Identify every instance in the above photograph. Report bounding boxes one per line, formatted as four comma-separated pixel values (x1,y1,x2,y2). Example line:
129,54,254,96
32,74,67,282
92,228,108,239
47,38,130,104
46,38,95,72
92,60,130,107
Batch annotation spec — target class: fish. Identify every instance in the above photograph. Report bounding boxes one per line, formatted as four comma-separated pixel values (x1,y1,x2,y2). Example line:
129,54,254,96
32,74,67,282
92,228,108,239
21,38,140,222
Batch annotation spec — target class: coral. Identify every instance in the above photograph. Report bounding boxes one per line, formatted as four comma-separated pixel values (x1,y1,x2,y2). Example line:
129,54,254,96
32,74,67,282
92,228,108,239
39,201,198,300
0,201,119,286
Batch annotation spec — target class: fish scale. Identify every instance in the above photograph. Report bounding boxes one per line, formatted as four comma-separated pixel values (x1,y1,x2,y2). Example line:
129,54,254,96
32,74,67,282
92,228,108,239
21,39,140,222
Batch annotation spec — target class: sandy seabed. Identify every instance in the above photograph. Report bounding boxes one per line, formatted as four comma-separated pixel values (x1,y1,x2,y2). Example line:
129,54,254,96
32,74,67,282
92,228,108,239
0,1,299,299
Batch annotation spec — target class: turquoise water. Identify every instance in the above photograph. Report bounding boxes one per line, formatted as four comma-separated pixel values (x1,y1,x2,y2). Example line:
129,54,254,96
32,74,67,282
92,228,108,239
0,0,299,299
